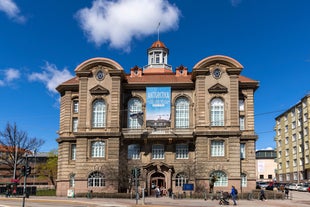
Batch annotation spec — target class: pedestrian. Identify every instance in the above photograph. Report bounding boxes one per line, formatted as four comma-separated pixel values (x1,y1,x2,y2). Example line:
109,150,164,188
155,186,160,198
285,188,289,199
230,185,237,205
260,188,266,201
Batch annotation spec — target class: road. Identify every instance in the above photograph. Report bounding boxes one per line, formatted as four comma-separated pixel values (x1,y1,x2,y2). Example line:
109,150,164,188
0,191,310,207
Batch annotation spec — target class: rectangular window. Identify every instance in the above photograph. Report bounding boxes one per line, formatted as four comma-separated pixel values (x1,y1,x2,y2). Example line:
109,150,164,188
293,159,297,167
211,140,224,157
152,144,164,159
292,121,296,129
293,172,298,180
73,100,79,113
72,118,78,132
128,144,140,159
176,144,189,159
286,173,290,181
259,174,264,179
71,144,76,160
239,116,245,130
268,174,272,179
239,99,244,111
279,174,283,182
240,143,246,159
91,141,105,158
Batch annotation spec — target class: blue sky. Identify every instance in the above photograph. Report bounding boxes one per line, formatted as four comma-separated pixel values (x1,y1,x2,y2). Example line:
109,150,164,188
1,0,310,152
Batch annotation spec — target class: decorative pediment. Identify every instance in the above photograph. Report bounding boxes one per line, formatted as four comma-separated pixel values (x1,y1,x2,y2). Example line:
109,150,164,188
208,83,228,93
90,85,109,95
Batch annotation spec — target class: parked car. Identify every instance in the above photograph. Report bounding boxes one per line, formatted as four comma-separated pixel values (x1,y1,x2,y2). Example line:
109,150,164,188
298,183,309,192
257,182,269,189
288,183,300,190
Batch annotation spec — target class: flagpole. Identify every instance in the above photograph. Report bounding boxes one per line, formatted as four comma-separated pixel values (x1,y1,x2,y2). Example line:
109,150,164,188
157,22,160,41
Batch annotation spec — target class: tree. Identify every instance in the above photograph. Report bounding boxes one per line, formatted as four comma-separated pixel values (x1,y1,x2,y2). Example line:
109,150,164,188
0,122,45,180
36,150,57,188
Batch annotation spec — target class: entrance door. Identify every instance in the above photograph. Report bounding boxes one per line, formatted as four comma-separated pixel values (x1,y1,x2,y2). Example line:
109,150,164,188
150,172,166,196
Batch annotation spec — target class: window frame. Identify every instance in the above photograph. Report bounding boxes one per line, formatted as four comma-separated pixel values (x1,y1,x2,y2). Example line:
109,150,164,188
175,97,190,128
91,141,105,158
211,98,224,126
176,144,189,159
211,140,225,157
92,99,106,128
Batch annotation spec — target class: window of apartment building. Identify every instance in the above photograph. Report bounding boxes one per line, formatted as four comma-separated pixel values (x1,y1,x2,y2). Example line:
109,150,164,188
91,141,105,158
92,99,106,128
286,173,290,181
299,159,303,166
278,151,282,157
69,174,75,188
298,119,301,127
240,143,246,159
285,137,289,144
152,144,164,159
241,173,247,187
299,145,302,153
278,140,282,147
175,97,190,128
286,161,289,168
71,144,76,160
292,134,296,142
297,106,301,115
305,155,309,164
268,174,272,179
277,129,281,136
305,141,309,150
175,173,188,187
277,119,280,125
211,140,224,157
128,144,140,159
299,132,302,139
73,100,79,113
291,110,295,117
293,172,298,181
88,171,105,187
176,144,189,159
259,175,264,179
293,159,297,167
239,99,244,111
292,121,296,129
279,174,283,182
284,115,287,121
279,163,282,170
285,125,288,132
292,146,296,154
305,127,308,136
72,118,78,132
239,116,245,130
211,98,224,126
211,171,228,186
128,98,143,129
285,149,289,156
304,113,308,122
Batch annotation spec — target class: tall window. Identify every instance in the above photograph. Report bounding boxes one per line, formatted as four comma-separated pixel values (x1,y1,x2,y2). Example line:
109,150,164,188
240,143,245,159
175,97,189,128
210,171,228,186
239,116,245,130
73,100,79,113
211,140,224,157
69,174,75,188
88,171,105,187
72,118,78,132
239,99,244,111
176,144,188,159
211,98,224,126
91,141,105,158
241,173,247,187
92,100,106,128
128,98,143,128
152,144,164,159
71,144,76,160
128,144,140,159
175,172,188,187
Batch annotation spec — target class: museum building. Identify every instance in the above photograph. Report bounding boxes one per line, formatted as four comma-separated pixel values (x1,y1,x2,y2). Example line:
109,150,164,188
56,40,259,196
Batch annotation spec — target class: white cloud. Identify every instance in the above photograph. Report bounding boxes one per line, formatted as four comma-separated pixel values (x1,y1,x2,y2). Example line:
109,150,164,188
75,0,180,52
28,62,74,94
0,68,20,86
0,0,26,23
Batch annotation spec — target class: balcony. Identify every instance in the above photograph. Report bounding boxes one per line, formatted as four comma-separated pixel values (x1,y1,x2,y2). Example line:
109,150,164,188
122,127,194,139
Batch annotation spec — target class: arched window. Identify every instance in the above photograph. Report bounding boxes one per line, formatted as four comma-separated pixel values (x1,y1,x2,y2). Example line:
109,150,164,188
128,98,143,128
211,98,224,126
210,171,228,187
175,172,188,187
92,100,106,128
88,171,105,187
91,141,105,158
175,97,189,128
241,173,247,187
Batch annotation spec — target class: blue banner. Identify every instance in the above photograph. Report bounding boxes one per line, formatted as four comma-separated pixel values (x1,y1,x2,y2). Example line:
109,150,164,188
146,87,171,127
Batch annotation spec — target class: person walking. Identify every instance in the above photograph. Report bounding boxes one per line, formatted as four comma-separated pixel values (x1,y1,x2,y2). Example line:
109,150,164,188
230,186,237,205
260,188,266,201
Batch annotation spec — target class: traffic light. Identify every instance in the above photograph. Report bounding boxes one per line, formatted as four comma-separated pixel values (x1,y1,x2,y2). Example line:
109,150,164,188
20,165,26,176
26,166,31,176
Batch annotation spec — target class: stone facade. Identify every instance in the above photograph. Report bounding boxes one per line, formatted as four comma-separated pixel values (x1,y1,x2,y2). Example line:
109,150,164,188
56,40,259,196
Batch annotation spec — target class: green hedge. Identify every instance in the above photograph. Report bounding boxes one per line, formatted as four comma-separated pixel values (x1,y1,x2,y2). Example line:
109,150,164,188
36,189,56,196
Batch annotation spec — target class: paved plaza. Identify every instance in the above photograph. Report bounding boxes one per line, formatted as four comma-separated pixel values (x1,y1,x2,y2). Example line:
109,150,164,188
1,191,310,207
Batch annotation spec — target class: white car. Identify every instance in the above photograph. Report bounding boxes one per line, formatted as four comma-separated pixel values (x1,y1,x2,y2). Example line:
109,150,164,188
288,183,300,190
297,183,309,192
